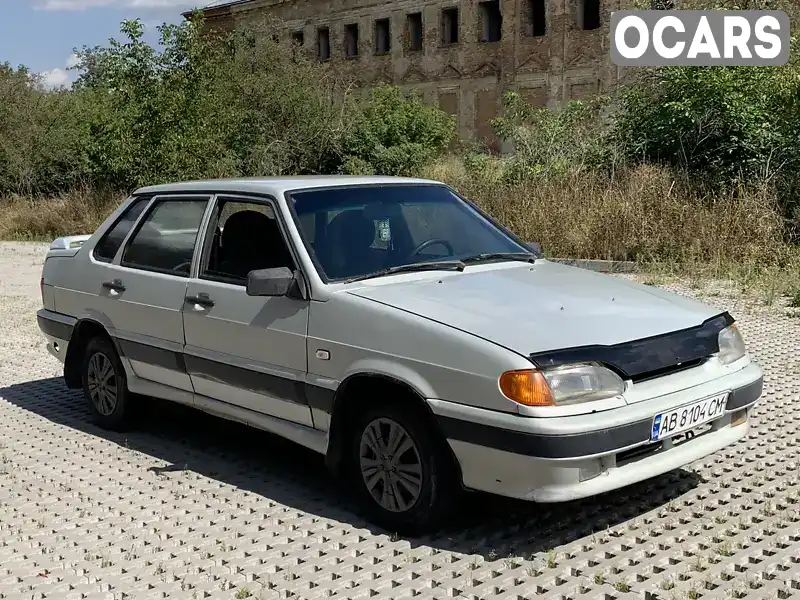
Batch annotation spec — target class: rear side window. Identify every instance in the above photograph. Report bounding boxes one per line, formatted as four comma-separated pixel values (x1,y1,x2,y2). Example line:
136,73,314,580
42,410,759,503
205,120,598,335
93,197,149,263
121,198,210,277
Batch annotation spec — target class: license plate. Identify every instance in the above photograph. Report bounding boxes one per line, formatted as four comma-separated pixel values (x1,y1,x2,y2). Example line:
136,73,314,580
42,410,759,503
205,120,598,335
651,393,729,441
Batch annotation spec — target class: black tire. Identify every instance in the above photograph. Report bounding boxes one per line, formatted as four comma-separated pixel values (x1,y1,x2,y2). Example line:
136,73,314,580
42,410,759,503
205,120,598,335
346,400,460,536
81,336,135,431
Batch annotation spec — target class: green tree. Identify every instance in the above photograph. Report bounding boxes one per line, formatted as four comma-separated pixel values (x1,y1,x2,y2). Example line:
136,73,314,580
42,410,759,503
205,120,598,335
0,63,92,195
74,14,355,189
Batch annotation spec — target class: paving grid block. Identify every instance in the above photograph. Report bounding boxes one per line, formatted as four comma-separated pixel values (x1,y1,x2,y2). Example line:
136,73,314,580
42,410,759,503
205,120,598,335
0,242,799,600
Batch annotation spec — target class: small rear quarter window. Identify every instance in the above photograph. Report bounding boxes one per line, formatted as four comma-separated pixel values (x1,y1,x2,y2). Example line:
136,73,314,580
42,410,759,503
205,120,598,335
93,197,150,263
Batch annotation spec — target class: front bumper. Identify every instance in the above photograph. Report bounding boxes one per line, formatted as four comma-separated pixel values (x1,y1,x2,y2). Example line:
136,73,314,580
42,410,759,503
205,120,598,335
430,360,763,502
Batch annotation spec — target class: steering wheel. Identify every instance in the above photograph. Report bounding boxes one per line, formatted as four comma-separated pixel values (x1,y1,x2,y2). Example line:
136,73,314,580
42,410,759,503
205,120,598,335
407,238,455,259
173,261,192,274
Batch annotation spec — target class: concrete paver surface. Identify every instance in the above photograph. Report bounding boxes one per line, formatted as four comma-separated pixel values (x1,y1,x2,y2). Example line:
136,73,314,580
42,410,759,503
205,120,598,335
1,241,798,600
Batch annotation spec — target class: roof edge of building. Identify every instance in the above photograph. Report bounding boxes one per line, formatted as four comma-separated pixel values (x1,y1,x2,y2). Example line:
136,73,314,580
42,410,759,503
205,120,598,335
182,0,255,19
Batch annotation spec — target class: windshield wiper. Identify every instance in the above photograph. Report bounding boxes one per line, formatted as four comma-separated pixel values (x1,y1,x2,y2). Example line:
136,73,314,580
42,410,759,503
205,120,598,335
461,252,538,264
342,260,466,283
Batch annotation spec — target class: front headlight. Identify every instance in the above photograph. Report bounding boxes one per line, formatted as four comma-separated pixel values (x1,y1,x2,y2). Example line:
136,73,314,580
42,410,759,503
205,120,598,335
499,363,625,407
718,323,746,365
541,362,626,406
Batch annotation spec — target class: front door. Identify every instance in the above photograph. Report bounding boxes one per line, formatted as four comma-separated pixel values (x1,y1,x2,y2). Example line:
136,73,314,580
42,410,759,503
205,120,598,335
182,195,313,427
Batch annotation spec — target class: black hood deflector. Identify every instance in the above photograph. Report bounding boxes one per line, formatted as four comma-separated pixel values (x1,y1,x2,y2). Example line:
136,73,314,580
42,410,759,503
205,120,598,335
529,312,734,382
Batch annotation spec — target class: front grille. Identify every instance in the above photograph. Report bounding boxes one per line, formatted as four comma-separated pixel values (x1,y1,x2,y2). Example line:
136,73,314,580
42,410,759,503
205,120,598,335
616,421,715,467
631,357,708,383
617,442,663,466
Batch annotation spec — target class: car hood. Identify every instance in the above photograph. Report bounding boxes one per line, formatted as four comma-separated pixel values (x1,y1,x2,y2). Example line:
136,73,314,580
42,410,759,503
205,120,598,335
346,260,721,356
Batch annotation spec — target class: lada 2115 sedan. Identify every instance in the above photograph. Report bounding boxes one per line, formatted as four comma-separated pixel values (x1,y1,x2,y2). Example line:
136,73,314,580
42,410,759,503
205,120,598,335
37,176,763,534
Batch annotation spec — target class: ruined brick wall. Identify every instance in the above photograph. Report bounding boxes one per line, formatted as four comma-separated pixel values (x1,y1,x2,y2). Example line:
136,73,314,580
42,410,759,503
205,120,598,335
195,0,634,144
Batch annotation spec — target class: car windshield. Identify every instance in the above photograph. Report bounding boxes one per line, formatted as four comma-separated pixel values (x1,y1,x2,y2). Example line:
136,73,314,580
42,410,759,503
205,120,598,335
288,183,536,282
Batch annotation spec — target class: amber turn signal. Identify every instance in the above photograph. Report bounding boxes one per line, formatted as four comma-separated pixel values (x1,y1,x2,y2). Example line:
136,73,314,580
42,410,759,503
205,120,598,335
499,369,555,407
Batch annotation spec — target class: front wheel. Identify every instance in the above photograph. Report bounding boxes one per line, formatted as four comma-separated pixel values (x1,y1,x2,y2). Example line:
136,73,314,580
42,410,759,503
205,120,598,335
81,336,135,431
347,402,459,536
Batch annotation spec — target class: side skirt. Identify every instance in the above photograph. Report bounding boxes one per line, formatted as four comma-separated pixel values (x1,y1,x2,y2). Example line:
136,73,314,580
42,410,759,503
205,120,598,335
125,368,328,455
194,393,329,455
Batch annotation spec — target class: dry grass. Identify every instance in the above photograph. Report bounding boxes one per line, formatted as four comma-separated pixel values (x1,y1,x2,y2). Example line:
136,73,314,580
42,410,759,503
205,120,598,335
424,157,800,300
0,187,124,241
429,159,789,264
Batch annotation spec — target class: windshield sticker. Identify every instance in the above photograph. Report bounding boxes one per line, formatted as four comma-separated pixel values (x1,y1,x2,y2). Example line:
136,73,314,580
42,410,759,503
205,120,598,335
377,219,391,242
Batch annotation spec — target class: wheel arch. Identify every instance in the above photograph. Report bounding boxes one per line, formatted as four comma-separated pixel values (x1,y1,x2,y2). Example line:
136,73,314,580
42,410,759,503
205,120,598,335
324,370,462,484
64,319,116,389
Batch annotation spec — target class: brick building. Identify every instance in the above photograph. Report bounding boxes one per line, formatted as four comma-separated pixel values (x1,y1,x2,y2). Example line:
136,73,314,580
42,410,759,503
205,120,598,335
188,0,629,143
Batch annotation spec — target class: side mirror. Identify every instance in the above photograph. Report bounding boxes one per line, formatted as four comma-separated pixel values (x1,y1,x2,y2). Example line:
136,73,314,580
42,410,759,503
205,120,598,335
246,267,295,297
527,241,542,255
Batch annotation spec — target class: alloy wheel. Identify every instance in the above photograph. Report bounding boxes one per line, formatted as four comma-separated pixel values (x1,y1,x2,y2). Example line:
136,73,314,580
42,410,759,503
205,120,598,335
358,417,424,513
86,352,118,416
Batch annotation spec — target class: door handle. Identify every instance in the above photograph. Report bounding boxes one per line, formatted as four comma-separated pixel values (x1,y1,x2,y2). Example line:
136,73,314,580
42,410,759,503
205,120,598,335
186,294,215,308
102,279,126,293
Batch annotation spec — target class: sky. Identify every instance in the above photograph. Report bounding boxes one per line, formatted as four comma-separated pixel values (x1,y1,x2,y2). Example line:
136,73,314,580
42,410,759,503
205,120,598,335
0,0,226,89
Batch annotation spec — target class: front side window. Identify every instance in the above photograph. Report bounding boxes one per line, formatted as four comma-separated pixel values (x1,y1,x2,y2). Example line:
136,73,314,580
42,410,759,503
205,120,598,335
200,198,295,285
93,197,150,263
121,197,209,277
289,184,532,281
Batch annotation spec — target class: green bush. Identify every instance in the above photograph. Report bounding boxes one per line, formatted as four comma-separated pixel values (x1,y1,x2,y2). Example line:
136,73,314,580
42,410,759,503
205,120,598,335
616,65,800,182
340,85,456,176
490,91,618,183
615,53,800,235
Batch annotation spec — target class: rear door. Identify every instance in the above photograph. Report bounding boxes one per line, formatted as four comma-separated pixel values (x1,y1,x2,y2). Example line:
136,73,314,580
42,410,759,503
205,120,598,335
182,195,313,427
100,195,212,392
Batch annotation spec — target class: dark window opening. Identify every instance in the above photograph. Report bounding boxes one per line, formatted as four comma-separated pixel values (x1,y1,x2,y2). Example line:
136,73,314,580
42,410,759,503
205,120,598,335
375,18,391,54
201,200,295,285
291,30,304,45
93,197,149,263
345,23,359,57
529,0,546,36
479,0,502,42
317,27,330,60
121,198,209,277
580,0,601,30
441,7,459,45
407,12,423,51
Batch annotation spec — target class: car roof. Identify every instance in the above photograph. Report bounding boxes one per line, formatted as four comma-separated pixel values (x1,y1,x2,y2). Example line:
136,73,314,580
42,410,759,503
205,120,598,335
133,176,443,197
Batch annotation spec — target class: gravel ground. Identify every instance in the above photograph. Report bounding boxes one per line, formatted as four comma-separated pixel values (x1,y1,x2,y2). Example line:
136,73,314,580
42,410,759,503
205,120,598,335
0,241,799,600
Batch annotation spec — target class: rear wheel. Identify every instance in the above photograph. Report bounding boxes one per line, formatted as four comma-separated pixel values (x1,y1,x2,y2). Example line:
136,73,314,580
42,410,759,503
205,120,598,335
347,401,459,536
81,336,135,431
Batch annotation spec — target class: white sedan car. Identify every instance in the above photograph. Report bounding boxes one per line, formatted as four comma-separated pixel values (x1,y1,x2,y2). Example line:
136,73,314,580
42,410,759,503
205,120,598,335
36,176,763,534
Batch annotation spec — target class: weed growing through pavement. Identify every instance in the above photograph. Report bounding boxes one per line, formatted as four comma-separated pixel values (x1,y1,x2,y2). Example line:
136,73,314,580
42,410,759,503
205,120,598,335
614,578,630,593
716,541,734,557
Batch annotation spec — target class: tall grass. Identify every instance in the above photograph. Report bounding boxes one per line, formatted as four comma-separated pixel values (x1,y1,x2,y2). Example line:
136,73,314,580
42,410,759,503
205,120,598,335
428,158,800,299
0,161,788,263
0,187,123,241
427,160,789,264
